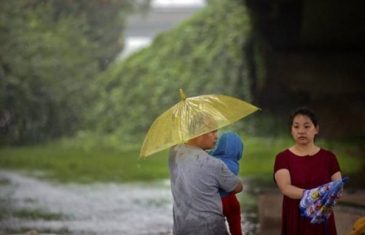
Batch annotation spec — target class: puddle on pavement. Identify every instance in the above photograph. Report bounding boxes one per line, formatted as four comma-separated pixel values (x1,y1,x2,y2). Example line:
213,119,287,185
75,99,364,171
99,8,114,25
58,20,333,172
0,170,259,235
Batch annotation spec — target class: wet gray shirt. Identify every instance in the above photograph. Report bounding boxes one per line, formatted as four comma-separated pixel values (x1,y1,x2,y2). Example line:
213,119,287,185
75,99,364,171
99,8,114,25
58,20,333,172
168,144,241,235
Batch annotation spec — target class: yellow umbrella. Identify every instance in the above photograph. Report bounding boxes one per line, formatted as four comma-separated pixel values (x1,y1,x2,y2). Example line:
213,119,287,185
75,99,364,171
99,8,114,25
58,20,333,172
140,89,260,158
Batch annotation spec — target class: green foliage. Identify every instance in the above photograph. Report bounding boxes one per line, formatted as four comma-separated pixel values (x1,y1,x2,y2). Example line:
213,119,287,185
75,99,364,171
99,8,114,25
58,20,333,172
50,0,137,70
0,1,138,145
91,0,253,143
1,1,93,143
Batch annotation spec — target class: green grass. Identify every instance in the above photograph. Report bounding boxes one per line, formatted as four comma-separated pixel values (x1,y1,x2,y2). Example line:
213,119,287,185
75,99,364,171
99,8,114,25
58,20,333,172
0,143,170,183
0,136,363,184
13,208,64,220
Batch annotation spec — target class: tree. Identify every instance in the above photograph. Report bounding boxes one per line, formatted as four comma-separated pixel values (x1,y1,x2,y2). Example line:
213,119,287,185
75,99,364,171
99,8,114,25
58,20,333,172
0,0,140,144
90,0,252,143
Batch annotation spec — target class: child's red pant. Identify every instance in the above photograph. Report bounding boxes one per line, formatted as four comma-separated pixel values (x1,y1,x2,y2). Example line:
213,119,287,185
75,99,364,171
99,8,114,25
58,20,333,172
222,193,242,235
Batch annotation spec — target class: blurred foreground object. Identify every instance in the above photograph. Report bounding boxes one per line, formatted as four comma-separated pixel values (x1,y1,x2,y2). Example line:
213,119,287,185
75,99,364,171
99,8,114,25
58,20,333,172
348,217,365,235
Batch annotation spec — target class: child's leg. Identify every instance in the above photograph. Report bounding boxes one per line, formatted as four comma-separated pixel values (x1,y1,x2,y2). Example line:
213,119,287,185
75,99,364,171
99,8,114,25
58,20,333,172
222,193,243,235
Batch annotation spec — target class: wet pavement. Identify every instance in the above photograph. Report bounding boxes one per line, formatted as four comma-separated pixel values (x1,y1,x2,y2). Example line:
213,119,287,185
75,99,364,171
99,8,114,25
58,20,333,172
0,170,259,235
0,170,172,235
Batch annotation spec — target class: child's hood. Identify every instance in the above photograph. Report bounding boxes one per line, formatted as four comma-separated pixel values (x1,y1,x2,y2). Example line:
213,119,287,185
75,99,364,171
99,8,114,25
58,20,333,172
210,132,244,161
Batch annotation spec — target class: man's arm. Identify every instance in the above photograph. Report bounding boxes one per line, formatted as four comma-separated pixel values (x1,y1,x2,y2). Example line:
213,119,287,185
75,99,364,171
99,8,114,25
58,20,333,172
232,180,243,193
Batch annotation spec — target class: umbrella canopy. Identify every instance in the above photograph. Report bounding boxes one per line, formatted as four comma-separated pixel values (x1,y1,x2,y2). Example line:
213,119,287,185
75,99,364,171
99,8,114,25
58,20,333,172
139,89,259,158
300,177,349,224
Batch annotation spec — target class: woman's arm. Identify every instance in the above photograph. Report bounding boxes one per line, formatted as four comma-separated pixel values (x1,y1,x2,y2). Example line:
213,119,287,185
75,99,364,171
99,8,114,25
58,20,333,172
274,169,304,199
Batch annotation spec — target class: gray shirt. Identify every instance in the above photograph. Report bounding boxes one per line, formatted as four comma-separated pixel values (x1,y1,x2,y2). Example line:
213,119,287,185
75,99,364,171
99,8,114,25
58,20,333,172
168,144,241,235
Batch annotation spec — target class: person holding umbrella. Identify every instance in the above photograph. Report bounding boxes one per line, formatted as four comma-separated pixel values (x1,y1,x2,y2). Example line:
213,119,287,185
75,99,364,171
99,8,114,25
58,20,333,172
139,89,259,235
169,112,243,235
274,107,342,235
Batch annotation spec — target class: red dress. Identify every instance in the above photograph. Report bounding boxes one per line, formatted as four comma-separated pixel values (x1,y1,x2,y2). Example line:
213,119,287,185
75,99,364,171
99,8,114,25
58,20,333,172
274,148,341,235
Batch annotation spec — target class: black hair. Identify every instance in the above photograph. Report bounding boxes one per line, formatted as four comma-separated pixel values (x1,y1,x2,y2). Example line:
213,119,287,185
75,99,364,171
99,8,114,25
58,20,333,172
289,107,318,127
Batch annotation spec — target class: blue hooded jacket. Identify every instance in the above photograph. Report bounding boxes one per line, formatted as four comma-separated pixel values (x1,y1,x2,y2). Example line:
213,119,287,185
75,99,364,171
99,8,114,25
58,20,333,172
210,131,244,196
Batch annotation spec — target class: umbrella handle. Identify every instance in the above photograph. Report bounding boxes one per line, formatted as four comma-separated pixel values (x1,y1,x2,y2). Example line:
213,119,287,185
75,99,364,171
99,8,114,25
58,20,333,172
179,88,186,100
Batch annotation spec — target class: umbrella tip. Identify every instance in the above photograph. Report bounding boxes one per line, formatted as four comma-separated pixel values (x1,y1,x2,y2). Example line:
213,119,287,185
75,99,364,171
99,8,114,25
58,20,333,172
179,88,186,100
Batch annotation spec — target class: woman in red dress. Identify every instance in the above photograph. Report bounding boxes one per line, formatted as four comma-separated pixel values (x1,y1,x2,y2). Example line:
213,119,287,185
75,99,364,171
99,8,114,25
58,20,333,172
274,107,342,235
